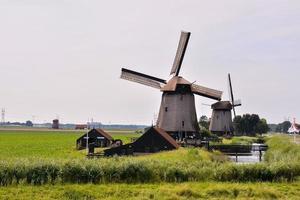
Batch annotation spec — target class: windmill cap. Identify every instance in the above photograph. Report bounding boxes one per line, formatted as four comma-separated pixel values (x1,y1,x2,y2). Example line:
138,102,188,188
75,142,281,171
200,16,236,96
211,101,232,110
161,76,191,91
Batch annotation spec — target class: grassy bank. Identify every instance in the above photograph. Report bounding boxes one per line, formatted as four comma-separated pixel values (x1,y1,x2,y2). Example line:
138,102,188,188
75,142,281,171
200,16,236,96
222,136,261,145
264,135,300,163
1,181,300,200
0,146,299,185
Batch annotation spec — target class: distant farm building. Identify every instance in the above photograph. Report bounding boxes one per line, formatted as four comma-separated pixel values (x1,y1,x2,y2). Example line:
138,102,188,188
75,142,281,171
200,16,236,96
52,119,59,129
76,128,113,150
104,127,179,156
75,124,88,130
288,118,300,134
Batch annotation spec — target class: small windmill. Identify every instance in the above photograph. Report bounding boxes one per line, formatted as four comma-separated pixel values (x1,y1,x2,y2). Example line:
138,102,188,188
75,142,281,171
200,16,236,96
288,118,300,133
209,73,241,135
288,118,299,143
121,31,222,140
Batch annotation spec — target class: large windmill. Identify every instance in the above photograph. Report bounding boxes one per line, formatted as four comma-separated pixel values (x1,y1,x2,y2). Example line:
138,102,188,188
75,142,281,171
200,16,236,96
121,31,223,140
209,73,241,135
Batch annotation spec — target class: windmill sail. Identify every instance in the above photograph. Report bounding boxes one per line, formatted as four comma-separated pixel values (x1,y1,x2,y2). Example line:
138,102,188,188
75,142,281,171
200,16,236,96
228,73,235,105
121,68,166,89
191,83,222,100
170,31,191,76
227,73,242,117
233,99,242,106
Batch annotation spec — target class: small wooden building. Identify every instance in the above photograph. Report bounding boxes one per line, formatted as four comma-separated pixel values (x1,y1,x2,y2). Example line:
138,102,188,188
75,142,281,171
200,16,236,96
76,128,113,150
75,124,88,130
52,119,59,129
104,127,179,156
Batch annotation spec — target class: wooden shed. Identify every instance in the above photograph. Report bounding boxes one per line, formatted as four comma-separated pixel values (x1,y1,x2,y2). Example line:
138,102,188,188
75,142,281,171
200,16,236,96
76,128,113,150
52,119,59,129
104,127,179,156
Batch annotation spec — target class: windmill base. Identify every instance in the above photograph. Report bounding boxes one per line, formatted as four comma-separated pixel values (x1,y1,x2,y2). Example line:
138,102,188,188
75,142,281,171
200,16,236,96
167,131,201,141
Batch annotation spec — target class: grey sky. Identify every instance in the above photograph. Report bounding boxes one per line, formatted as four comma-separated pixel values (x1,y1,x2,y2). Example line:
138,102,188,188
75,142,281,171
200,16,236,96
0,0,299,124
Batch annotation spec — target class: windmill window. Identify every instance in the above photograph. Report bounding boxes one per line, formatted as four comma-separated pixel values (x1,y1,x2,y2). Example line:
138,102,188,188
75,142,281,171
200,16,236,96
165,107,168,112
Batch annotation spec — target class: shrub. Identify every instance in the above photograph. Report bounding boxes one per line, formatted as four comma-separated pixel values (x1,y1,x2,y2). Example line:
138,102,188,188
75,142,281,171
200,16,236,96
0,164,13,186
119,161,154,183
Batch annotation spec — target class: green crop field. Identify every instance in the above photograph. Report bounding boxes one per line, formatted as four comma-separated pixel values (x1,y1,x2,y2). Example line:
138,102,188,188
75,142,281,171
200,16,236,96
0,129,140,160
0,129,300,199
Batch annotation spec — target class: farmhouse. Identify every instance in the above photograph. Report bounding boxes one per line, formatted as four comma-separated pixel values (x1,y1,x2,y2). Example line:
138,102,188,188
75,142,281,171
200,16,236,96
75,124,87,130
104,126,179,156
76,128,113,150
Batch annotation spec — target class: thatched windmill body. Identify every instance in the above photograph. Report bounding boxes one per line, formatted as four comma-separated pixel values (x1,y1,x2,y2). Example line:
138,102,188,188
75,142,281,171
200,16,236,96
121,31,222,140
209,74,241,135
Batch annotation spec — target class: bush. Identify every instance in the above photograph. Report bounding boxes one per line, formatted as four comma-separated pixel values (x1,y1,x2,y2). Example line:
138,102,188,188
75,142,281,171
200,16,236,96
0,164,13,186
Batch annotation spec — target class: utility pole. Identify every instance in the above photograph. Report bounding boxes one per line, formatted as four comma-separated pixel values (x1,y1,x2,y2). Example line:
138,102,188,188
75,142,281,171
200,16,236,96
86,119,90,155
293,118,296,143
1,108,5,125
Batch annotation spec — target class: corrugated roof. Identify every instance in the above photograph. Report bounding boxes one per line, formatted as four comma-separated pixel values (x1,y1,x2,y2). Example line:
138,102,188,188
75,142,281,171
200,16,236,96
95,129,113,140
76,128,113,142
154,127,180,149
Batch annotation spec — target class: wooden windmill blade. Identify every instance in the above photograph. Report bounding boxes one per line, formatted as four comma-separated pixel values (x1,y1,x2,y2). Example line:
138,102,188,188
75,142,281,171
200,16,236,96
191,83,222,100
233,99,242,107
170,31,191,76
227,73,236,117
121,68,166,89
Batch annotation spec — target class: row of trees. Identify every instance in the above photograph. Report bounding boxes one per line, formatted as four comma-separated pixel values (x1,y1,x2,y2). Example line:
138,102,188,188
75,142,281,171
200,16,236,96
233,114,269,136
0,120,33,127
275,121,292,133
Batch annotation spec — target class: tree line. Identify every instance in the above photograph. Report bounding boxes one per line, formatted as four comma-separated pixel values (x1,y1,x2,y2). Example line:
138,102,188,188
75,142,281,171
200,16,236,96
233,114,269,136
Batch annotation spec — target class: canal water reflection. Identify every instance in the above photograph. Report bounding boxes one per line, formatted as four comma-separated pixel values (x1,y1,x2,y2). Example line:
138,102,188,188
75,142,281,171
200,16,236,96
229,151,265,163
229,143,267,163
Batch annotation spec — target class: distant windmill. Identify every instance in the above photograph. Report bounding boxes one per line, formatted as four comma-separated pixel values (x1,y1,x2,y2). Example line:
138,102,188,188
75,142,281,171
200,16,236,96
121,31,222,140
209,73,241,135
288,118,299,143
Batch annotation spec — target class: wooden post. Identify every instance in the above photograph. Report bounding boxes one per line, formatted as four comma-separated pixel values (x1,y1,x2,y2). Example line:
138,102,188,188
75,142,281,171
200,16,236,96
259,150,262,162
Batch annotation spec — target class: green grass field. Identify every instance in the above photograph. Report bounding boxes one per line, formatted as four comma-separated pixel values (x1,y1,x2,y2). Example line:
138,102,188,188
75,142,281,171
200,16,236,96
0,129,300,199
0,129,139,160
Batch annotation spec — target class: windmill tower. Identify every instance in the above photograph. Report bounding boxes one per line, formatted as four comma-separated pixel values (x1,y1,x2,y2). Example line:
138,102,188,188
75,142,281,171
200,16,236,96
121,31,223,140
209,73,241,135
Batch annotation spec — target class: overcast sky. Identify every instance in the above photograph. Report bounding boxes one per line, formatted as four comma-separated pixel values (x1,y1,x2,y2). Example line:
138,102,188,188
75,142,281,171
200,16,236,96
0,0,299,125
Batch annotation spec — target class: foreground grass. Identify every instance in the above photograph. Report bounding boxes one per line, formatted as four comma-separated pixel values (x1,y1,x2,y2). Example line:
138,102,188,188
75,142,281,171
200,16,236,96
0,181,299,200
0,146,299,185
